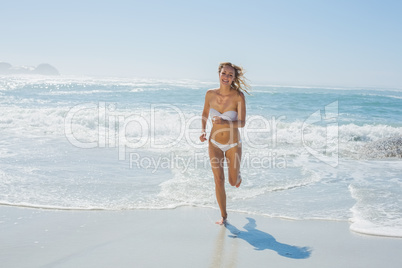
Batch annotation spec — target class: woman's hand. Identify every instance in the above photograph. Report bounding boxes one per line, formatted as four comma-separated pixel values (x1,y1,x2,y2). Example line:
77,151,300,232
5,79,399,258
200,132,207,142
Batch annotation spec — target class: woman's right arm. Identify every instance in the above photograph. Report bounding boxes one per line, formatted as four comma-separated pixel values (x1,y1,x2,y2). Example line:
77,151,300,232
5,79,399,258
200,90,211,142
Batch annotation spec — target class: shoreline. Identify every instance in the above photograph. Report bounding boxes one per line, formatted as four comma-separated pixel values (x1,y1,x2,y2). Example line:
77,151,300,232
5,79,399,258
1,205,401,268
2,202,401,239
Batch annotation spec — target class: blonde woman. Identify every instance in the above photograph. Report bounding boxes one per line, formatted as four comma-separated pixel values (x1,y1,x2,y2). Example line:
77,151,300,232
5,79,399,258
200,62,250,225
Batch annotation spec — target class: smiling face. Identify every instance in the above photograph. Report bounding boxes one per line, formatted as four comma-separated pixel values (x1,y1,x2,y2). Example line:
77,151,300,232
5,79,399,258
219,65,236,87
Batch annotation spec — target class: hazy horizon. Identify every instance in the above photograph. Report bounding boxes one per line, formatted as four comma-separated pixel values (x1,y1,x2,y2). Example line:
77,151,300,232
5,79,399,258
1,0,401,88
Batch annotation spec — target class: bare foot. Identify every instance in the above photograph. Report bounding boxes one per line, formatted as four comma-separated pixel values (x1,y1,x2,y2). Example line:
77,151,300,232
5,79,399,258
236,176,242,188
215,217,227,225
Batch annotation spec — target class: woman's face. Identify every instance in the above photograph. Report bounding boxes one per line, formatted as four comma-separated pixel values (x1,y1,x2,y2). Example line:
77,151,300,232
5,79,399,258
219,65,235,87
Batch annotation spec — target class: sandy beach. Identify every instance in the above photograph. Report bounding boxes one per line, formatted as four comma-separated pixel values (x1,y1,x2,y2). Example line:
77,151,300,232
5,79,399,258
1,206,401,268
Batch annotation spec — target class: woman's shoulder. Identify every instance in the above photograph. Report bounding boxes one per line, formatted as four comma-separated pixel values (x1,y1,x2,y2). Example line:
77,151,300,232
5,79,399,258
207,88,219,93
235,90,245,101
205,88,219,97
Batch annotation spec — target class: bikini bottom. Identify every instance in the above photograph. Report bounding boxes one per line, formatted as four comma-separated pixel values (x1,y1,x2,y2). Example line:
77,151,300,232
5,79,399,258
210,138,242,153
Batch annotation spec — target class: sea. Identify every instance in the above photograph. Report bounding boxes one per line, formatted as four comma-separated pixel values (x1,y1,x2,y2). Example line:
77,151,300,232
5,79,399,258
0,75,401,238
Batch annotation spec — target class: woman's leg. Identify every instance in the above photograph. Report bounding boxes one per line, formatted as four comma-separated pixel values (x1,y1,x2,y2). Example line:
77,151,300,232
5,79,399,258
225,144,242,187
209,141,227,224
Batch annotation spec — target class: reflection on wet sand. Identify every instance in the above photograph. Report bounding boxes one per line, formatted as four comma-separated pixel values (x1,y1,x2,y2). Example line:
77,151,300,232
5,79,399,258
210,224,238,268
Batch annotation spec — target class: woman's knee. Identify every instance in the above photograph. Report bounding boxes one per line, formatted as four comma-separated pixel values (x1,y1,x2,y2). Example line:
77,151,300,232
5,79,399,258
228,172,239,186
214,175,225,186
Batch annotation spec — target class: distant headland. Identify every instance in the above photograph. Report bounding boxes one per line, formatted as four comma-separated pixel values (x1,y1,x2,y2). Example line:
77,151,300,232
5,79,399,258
0,62,60,75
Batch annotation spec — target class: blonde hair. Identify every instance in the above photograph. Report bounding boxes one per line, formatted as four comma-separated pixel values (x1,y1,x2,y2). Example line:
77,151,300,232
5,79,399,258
218,62,251,95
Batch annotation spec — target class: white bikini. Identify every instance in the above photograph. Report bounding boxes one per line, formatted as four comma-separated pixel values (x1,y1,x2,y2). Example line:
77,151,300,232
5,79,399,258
209,108,242,152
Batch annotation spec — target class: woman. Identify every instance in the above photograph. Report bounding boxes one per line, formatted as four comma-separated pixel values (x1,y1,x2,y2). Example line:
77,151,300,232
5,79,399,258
200,62,250,225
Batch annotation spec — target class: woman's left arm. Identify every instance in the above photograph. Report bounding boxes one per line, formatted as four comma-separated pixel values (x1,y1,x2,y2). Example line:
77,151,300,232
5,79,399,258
236,92,246,128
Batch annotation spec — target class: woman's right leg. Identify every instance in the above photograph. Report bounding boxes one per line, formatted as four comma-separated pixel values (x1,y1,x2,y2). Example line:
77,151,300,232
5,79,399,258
209,141,226,224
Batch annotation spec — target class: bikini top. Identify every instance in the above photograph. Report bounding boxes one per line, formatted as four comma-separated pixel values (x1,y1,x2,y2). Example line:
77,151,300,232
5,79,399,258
210,108,238,121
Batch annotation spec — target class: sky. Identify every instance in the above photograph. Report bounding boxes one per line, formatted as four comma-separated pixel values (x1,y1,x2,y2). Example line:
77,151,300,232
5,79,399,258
1,0,401,87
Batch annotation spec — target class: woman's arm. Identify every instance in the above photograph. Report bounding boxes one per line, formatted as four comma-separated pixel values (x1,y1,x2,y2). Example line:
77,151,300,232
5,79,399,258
235,92,246,127
200,91,211,141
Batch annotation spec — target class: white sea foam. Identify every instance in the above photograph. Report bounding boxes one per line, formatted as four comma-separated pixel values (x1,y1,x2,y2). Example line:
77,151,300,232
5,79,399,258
349,183,402,237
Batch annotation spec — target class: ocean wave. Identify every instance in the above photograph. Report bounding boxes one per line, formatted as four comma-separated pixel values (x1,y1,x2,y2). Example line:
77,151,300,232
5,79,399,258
349,183,402,238
359,136,402,159
1,99,401,160
0,75,208,92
